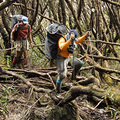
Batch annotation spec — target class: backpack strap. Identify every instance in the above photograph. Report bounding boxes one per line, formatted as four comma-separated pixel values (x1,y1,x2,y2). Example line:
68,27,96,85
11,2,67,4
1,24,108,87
15,22,20,31
27,24,29,33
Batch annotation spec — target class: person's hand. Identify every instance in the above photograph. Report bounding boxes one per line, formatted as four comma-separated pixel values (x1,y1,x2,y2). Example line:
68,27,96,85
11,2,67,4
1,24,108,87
30,42,33,48
85,31,91,38
10,40,14,45
70,32,75,41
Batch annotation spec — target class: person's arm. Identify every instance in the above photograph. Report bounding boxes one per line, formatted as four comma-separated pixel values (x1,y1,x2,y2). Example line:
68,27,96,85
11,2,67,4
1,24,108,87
75,31,91,44
29,33,33,44
10,31,14,40
58,33,75,50
75,35,86,44
10,24,17,44
29,33,33,48
58,37,70,50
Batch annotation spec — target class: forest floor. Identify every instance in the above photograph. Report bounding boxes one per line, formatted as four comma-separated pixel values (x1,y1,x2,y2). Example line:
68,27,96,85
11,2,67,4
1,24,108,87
0,67,117,120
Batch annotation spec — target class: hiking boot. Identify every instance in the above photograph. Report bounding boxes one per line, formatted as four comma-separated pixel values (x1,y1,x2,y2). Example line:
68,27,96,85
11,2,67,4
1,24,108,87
23,58,29,68
56,93,64,99
11,57,21,69
65,82,73,86
17,63,23,69
11,64,16,68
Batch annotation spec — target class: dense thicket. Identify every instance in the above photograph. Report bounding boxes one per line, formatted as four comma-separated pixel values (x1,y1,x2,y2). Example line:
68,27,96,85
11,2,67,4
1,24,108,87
0,0,120,120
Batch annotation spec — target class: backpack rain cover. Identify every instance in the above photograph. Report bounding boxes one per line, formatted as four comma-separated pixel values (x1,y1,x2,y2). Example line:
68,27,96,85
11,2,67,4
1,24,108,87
45,23,67,60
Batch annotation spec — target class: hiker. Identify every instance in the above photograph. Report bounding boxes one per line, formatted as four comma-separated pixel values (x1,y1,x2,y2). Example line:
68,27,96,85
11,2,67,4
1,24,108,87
10,16,33,68
56,29,91,98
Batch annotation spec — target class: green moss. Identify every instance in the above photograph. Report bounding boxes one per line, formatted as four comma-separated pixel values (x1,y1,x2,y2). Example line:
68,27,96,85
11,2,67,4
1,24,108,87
102,73,113,85
46,102,78,120
106,86,120,106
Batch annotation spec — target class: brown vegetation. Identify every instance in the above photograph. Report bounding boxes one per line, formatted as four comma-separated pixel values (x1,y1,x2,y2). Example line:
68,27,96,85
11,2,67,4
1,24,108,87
0,0,120,119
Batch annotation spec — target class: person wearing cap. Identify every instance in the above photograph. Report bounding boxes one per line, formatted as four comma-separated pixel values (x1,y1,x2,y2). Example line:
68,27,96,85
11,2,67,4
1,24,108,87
56,29,91,98
10,16,33,68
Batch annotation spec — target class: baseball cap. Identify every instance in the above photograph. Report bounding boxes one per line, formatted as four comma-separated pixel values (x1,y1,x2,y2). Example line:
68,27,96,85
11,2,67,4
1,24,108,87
69,29,78,41
22,16,28,24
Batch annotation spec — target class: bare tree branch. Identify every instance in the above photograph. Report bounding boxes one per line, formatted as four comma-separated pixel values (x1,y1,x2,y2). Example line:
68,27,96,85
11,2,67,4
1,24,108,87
0,0,17,11
101,0,120,7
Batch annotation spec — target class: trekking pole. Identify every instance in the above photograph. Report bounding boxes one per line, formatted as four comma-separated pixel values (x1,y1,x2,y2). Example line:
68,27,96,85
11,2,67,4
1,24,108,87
8,43,13,68
10,44,13,67
72,39,75,80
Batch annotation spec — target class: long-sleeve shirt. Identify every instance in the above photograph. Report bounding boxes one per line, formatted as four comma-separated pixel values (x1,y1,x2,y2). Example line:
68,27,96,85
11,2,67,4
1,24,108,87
58,35,86,58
